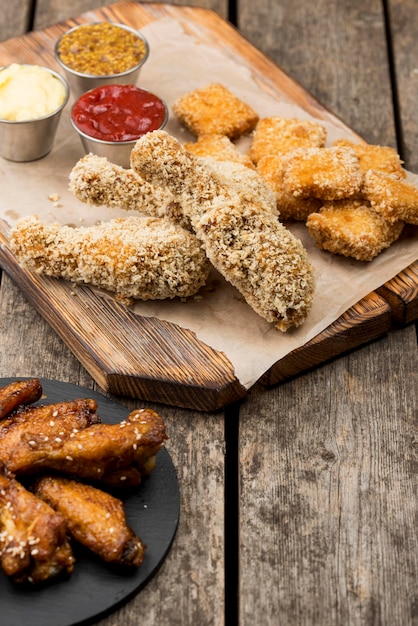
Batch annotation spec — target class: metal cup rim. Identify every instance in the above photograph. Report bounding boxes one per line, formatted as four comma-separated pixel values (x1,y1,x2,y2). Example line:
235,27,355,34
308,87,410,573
54,22,150,80
0,64,70,124
70,85,168,145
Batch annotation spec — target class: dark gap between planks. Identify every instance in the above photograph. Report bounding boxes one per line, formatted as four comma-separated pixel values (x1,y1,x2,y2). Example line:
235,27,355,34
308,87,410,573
224,401,240,626
382,0,404,158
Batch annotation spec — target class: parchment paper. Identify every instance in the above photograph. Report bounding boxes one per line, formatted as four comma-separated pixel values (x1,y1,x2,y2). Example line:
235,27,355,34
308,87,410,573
0,17,417,389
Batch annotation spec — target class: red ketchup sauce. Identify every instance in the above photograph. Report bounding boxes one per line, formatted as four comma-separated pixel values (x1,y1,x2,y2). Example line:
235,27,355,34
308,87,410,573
71,84,167,142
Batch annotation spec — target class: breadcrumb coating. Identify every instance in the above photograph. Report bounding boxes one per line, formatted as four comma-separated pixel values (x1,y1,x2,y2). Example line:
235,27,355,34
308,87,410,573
69,153,173,214
248,116,327,164
203,157,278,216
10,215,210,303
184,134,255,169
282,146,363,200
333,139,406,179
257,154,321,221
172,83,259,138
362,169,418,225
131,130,315,331
306,200,404,261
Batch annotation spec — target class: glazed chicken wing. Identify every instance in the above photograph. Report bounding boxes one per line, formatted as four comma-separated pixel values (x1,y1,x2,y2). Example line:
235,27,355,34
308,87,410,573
7,408,167,487
35,475,145,566
0,466,74,584
0,398,100,474
0,378,43,420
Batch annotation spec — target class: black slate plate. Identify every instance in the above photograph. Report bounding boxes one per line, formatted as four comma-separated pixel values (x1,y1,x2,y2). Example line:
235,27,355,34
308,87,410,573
0,378,180,626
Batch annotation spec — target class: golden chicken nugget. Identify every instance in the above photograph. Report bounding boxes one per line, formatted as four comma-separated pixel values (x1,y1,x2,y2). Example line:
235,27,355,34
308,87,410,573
172,82,259,138
184,134,255,168
362,169,418,225
257,154,321,221
306,199,404,261
248,116,327,164
333,139,405,178
283,146,363,200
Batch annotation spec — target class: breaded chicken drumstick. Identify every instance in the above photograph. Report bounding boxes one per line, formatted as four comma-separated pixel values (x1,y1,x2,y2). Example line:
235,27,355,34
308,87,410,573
10,214,210,303
68,153,187,226
68,152,278,229
130,130,315,331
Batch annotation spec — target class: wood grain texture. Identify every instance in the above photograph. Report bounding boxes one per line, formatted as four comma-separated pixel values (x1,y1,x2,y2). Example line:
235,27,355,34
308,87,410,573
0,1,417,411
0,0,32,42
260,292,393,386
237,1,418,624
32,0,228,32
239,328,418,626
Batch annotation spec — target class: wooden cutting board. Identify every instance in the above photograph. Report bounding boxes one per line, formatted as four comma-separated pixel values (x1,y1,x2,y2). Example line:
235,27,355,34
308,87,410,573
0,1,417,411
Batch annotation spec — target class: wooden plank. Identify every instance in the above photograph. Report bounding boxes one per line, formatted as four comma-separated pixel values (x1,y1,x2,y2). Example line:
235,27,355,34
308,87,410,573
384,1,418,327
260,292,392,386
0,1,417,411
32,0,228,31
239,327,418,626
0,0,32,42
237,1,418,624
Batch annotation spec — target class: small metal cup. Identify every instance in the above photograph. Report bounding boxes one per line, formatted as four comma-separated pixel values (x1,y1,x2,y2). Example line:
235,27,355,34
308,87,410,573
71,88,169,168
0,67,69,162
55,23,150,99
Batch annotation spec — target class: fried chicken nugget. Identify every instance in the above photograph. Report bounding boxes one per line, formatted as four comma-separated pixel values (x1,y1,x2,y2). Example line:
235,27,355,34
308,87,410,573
306,199,404,261
0,466,74,584
131,130,315,331
257,154,321,221
283,146,363,200
0,378,43,420
248,116,327,164
35,476,145,567
362,169,418,225
172,82,259,138
184,134,255,169
10,215,210,303
333,139,406,179
7,408,167,487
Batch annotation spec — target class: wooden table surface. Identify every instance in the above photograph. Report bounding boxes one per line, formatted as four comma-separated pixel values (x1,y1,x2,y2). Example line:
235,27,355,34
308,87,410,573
0,2,417,625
